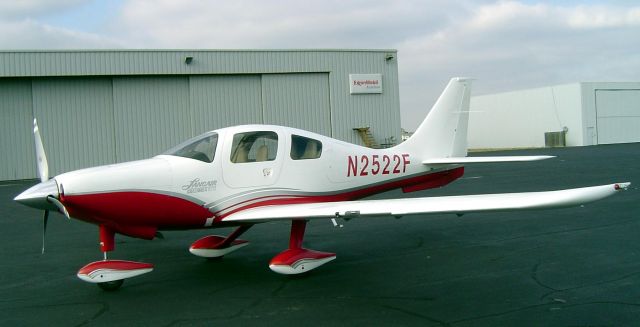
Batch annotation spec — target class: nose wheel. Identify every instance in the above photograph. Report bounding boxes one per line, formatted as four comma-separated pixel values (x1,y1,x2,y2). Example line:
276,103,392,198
77,225,154,291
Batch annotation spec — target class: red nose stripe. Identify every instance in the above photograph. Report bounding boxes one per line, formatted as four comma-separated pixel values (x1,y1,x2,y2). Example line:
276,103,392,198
62,192,211,228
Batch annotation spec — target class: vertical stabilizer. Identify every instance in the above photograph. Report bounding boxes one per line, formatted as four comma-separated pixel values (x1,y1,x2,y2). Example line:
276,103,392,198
396,77,472,160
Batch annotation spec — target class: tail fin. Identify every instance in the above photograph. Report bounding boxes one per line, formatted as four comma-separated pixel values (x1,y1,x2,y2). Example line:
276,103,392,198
396,77,472,160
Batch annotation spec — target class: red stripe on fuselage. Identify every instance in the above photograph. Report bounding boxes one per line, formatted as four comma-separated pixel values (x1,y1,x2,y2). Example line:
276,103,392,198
213,167,465,222
62,192,212,229
61,167,464,231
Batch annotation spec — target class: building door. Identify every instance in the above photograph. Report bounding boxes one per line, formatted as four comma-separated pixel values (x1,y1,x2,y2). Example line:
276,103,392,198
262,73,331,136
0,80,34,180
189,75,262,135
595,89,640,144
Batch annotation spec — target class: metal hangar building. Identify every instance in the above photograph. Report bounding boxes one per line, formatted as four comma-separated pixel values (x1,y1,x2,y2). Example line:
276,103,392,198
0,50,401,181
468,82,640,149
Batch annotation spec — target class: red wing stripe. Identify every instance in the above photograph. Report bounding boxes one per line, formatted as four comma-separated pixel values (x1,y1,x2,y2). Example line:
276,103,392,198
215,167,464,222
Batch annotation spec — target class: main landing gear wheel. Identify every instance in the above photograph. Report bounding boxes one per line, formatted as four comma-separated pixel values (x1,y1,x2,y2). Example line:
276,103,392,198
97,279,124,291
189,225,253,259
269,220,336,275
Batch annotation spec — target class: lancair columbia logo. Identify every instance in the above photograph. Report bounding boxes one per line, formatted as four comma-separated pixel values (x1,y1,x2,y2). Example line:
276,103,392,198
182,178,217,194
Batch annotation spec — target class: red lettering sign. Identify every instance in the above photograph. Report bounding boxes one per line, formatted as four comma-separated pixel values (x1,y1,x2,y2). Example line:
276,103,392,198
346,154,410,177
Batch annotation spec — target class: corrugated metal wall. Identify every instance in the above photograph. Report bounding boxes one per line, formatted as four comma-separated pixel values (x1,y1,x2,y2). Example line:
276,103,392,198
32,78,115,173
262,73,331,135
0,50,401,180
0,50,401,145
113,77,191,161
327,52,400,145
189,75,262,134
0,80,34,180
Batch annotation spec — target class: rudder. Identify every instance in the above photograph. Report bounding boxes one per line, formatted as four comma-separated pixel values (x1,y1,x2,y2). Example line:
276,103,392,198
396,77,472,161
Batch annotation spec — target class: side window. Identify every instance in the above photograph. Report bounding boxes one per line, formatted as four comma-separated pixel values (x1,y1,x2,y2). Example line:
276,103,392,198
230,131,278,163
290,135,322,160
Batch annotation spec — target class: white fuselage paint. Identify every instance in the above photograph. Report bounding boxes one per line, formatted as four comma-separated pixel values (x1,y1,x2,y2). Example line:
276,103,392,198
52,124,454,230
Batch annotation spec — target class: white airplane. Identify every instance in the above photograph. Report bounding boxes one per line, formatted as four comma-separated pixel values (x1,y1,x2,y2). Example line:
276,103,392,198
15,77,629,291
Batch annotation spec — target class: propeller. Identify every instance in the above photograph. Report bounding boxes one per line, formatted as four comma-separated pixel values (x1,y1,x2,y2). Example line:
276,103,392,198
33,119,49,183
34,118,51,253
42,210,49,254
32,119,69,253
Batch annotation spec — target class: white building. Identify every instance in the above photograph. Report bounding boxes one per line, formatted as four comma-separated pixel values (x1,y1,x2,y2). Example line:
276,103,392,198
468,82,640,149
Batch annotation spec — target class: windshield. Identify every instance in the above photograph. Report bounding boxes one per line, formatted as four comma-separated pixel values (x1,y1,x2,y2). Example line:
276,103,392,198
163,132,218,163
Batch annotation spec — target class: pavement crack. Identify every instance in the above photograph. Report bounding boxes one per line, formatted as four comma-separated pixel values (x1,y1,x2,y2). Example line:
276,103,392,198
492,218,637,243
540,270,640,300
271,279,289,297
379,304,451,326
164,297,263,326
564,301,640,309
12,301,110,326
74,301,109,327
531,262,560,293
450,302,553,325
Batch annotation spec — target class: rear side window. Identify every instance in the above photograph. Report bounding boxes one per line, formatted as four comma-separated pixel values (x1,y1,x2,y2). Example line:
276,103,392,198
290,135,322,160
230,131,278,163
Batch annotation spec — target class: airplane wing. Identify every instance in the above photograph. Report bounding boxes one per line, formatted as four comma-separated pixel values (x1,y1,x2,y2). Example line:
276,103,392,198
224,183,630,223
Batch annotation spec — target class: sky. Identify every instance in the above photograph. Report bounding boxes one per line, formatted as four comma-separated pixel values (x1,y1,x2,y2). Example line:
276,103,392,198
1,0,639,131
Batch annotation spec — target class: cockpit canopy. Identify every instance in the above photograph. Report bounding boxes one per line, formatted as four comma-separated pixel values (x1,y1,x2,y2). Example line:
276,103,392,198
163,132,218,163
162,128,324,164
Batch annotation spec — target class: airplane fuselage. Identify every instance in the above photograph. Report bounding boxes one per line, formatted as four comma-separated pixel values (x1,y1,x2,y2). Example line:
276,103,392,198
54,124,462,239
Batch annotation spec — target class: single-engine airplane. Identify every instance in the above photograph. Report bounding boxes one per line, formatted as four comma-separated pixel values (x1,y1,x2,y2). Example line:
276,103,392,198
15,77,629,291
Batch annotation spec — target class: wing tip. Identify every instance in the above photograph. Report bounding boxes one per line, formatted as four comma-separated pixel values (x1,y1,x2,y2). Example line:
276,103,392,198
614,182,631,191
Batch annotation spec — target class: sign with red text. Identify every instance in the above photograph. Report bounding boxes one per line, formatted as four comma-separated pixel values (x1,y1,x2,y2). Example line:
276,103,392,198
349,74,382,94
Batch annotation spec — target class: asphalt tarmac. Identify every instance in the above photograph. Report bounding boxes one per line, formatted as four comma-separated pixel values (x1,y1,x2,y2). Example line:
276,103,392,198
1,143,638,327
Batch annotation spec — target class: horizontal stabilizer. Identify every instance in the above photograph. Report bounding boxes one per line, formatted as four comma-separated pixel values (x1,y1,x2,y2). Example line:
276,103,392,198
224,183,629,223
423,155,554,165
